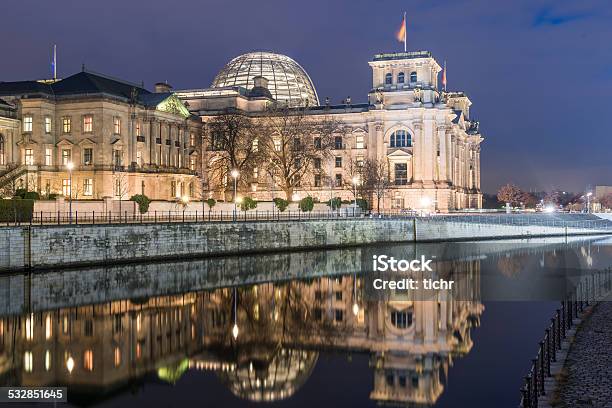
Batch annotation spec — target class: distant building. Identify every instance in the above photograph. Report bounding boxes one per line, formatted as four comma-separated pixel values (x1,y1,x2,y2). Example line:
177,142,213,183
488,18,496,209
594,185,612,200
0,71,202,200
178,50,484,211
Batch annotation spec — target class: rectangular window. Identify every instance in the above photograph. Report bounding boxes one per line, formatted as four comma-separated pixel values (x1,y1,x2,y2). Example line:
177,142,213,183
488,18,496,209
114,347,121,368
136,122,141,137
114,178,122,197
83,148,93,165
112,150,122,166
334,136,343,149
113,117,121,135
24,351,33,373
83,179,93,196
356,134,365,149
62,117,71,133
83,350,93,371
83,115,93,133
25,149,34,165
189,156,196,171
335,309,344,322
23,115,33,132
189,182,195,197
190,133,196,147
62,149,71,165
84,320,93,337
45,148,52,166
252,138,258,151
314,174,321,187
335,156,342,168
335,174,342,187
171,181,177,197
314,158,321,169
394,163,408,185
313,137,321,149
45,117,52,133
274,139,281,152
62,179,71,197
137,150,143,167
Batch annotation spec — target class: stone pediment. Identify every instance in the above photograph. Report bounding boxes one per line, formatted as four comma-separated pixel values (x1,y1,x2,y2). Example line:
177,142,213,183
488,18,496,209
386,148,413,158
110,138,124,146
156,95,190,118
55,138,74,147
78,137,97,146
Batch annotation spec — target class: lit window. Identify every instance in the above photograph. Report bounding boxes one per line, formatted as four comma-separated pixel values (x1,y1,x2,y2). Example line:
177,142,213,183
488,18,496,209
0,135,5,165
62,179,71,197
356,134,365,149
398,72,405,84
45,117,52,133
385,73,392,85
410,71,417,83
45,315,52,340
83,179,93,196
62,117,71,133
25,314,34,340
24,351,33,372
137,150,143,167
45,350,51,371
23,115,33,132
273,139,281,151
25,149,34,165
113,117,121,135
189,156,196,171
83,350,93,371
45,148,52,166
83,115,93,132
114,347,121,367
136,122,141,137
62,149,71,165
252,138,258,152
189,133,196,147
83,148,93,165
390,130,411,148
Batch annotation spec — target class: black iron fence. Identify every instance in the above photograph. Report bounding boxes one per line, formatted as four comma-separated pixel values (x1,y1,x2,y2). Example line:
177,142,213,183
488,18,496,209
519,267,612,407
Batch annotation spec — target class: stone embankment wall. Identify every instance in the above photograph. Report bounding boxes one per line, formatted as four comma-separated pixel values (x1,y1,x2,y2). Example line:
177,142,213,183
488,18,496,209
0,217,609,271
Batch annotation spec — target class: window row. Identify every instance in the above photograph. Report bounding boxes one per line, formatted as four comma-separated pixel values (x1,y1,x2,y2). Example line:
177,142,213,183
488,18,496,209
385,71,417,86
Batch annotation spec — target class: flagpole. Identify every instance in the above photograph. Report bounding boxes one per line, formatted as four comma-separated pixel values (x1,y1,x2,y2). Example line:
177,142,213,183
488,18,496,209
53,45,57,80
403,11,407,52
443,60,447,92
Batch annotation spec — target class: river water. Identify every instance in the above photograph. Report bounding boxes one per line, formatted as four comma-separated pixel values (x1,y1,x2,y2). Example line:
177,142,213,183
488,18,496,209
1,236,611,407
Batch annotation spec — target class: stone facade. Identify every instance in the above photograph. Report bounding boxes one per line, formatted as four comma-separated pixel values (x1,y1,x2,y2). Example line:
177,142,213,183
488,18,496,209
179,51,484,212
0,73,202,200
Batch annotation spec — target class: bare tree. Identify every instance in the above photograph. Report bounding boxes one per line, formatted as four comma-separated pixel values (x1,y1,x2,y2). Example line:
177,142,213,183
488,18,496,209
260,105,345,200
113,171,130,214
204,111,266,201
497,184,524,207
362,158,390,213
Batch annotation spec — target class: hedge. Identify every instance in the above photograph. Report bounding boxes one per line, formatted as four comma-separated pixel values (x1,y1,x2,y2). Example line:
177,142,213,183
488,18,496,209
0,199,34,222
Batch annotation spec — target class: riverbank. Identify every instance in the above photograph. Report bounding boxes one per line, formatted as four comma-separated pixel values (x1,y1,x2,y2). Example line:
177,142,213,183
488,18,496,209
0,214,611,271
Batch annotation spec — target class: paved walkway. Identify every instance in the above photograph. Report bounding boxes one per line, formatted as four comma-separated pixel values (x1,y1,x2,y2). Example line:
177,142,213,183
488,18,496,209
556,300,612,407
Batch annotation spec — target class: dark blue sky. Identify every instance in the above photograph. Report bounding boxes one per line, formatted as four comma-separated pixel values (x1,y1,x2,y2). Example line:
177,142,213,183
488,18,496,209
2,0,610,193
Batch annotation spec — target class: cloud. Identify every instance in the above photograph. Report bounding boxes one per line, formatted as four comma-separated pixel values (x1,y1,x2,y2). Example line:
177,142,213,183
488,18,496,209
532,6,593,27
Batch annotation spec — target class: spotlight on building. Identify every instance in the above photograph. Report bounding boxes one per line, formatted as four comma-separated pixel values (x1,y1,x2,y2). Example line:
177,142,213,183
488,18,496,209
420,196,431,208
352,303,359,316
181,195,190,205
66,356,75,373
291,193,300,202
232,323,239,339
543,205,556,213
235,196,243,204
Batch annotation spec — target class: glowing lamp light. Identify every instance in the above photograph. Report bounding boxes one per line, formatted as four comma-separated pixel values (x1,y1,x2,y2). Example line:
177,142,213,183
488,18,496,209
66,356,75,373
181,195,190,204
65,162,74,171
543,205,556,213
231,169,240,179
352,303,359,316
232,324,239,340
420,196,432,208
291,193,300,202
352,176,360,185
235,196,243,204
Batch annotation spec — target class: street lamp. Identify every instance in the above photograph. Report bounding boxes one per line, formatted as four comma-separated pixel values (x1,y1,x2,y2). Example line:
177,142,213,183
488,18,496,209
231,169,240,212
66,162,74,223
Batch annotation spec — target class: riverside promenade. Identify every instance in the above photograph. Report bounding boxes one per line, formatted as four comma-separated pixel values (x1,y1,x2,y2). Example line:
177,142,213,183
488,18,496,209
0,213,610,271
555,298,612,407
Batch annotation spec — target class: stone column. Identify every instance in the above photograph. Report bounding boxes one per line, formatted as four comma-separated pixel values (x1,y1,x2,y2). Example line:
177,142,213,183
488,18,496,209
412,121,423,182
374,122,384,161
422,119,435,186
437,125,448,184
130,113,137,166
149,119,157,166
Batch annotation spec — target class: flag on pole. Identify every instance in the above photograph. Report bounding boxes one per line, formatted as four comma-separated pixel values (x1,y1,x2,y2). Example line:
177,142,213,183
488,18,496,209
396,12,407,52
442,60,447,92
51,45,57,80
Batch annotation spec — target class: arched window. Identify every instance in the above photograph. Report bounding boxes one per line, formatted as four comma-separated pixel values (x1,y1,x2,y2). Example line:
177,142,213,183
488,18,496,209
391,310,413,329
385,73,393,85
390,130,412,148
397,72,405,84
0,134,4,165
410,71,417,83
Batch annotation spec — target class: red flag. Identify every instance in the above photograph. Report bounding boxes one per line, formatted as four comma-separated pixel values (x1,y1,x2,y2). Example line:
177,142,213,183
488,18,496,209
442,60,447,91
396,13,406,51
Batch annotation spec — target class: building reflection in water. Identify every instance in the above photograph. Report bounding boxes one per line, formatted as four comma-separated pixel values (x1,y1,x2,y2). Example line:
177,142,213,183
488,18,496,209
0,260,482,407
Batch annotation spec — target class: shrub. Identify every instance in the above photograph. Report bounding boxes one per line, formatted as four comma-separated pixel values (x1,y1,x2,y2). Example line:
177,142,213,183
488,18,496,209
356,198,369,211
326,197,342,211
129,194,151,214
273,197,289,212
299,196,315,212
23,191,40,200
0,199,34,222
48,193,59,200
240,197,257,211
206,198,216,209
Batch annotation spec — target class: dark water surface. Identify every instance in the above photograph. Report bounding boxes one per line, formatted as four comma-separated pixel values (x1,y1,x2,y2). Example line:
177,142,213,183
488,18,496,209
1,236,611,408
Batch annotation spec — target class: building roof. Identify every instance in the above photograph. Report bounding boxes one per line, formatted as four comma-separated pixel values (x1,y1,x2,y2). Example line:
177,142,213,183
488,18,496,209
0,71,151,101
372,51,433,62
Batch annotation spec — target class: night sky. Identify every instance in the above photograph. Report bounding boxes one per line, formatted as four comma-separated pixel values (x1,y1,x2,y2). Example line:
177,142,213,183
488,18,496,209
1,0,610,193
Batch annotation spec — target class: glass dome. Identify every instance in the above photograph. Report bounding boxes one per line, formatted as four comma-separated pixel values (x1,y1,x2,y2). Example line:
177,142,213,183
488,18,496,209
212,52,319,107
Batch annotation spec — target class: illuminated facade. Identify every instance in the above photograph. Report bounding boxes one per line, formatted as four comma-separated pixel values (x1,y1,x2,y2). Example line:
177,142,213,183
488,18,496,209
0,72,202,200
0,260,482,406
180,50,484,211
